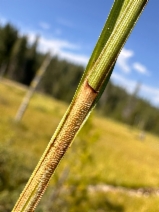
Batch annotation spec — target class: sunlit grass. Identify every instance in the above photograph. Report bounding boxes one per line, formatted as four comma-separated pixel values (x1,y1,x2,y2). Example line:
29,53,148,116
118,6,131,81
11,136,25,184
92,116,159,188
0,79,159,211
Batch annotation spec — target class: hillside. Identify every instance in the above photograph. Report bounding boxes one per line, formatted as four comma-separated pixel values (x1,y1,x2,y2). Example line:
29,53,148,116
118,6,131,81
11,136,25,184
0,79,159,212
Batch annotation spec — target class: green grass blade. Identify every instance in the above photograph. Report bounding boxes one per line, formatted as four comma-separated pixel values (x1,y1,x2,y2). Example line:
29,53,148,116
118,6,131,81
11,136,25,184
76,0,131,108
74,0,125,98
88,0,148,91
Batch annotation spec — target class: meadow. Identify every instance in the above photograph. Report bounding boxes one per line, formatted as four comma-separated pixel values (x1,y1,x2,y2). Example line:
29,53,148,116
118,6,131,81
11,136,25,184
0,79,159,212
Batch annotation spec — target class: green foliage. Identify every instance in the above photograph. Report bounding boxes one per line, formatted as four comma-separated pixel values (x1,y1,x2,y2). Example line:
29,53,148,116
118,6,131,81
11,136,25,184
0,23,18,64
23,36,40,85
0,143,35,211
8,36,28,81
0,23,42,85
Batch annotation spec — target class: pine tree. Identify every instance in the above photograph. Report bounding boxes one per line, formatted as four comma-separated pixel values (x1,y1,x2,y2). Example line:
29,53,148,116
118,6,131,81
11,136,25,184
8,36,27,81
0,24,18,76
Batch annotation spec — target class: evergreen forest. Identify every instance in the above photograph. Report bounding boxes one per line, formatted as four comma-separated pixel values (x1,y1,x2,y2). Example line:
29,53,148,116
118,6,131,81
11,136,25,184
0,23,158,136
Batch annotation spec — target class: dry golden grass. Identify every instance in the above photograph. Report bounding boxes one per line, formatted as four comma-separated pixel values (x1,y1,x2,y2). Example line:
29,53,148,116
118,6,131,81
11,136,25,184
0,79,159,211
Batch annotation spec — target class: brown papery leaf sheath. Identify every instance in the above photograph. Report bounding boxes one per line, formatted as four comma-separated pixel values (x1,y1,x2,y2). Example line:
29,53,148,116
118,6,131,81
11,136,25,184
13,79,97,211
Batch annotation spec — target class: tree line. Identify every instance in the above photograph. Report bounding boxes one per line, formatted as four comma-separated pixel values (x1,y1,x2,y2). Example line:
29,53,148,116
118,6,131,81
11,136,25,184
0,23,159,136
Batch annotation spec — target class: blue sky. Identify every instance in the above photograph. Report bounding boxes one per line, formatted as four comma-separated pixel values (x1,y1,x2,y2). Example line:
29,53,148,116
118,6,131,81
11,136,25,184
0,0,159,107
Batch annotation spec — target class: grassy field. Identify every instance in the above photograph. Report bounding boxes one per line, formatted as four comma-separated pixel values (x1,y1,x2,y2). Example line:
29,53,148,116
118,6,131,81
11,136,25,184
0,79,159,212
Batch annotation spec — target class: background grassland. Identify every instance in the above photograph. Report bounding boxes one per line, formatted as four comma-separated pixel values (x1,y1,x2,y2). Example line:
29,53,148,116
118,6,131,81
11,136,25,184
0,79,159,212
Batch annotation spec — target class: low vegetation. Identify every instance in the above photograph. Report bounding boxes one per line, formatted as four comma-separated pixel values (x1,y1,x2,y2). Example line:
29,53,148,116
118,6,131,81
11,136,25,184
0,80,159,211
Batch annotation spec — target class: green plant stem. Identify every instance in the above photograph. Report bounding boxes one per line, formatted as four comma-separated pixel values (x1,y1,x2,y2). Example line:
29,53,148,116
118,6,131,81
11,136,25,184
12,0,148,211
88,0,148,91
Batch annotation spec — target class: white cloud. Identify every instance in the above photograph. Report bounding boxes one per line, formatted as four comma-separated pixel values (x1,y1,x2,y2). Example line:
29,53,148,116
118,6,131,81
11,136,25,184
39,36,79,52
141,85,159,105
133,62,150,76
142,84,159,96
117,48,134,73
117,49,150,77
111,72,159,107
39,22,50,30
153,97,159,104
111,72,136,94
59,51,89,65
26,30,88,65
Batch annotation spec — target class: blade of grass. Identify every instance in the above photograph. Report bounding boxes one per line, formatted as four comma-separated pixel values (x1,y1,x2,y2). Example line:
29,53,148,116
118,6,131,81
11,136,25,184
88,0,148,91
12,0,148,211
78,0,131,103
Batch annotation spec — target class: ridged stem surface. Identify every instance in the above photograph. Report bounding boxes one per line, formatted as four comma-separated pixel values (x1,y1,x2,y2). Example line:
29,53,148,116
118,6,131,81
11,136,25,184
12,80,97,211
